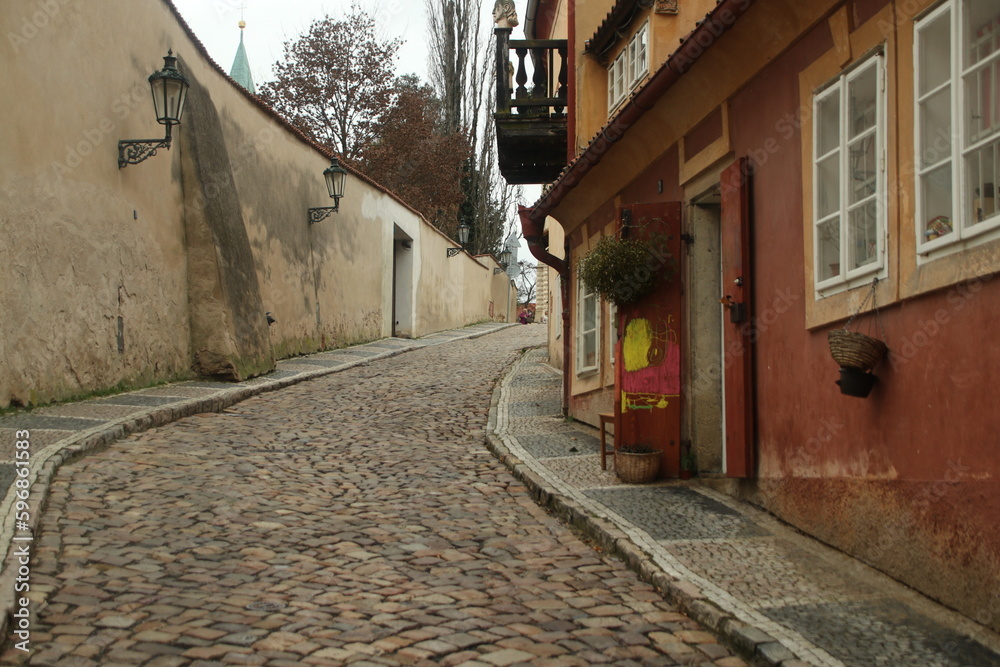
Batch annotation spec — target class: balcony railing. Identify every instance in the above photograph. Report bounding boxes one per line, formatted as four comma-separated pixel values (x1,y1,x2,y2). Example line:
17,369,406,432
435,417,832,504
494,28,569,184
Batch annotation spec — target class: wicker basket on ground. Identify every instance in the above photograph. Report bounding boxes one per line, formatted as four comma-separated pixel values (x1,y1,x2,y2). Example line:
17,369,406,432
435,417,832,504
615,448,661,484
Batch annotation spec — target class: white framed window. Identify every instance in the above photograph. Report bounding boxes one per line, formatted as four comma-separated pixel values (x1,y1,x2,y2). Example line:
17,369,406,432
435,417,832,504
608,22,649,113
813,51,886,294
608,301,618,366
915,0,1000,257
629,23,649,87
608,51,626,112
577,278,600,375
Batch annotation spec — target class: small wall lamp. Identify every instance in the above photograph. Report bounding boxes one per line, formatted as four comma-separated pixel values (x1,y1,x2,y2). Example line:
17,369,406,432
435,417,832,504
447,222,471,257
308,157,348,224
494,242,512,274
118,51,190,168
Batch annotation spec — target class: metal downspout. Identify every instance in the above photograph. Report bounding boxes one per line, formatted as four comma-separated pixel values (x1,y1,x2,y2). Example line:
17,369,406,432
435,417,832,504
517,205,571,415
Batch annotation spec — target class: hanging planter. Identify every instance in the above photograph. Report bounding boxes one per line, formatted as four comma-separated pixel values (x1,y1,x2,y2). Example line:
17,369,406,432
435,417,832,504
836,367,878,398
578,233,676,307
827,278,888,397
828,329,888,372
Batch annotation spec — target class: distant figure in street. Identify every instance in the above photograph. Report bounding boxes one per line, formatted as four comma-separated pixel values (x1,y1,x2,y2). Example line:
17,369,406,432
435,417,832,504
519,310,530,325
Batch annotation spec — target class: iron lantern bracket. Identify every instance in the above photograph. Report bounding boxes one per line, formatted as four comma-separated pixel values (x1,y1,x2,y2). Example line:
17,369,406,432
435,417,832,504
118,125,174,169
308,202,340,224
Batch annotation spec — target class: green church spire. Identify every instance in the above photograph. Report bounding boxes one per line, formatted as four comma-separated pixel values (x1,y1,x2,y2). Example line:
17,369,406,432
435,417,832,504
229,19,255,94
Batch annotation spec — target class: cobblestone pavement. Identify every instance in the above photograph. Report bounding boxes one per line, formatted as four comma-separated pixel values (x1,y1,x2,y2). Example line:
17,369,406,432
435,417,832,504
1,324,748,666
488,348,1000,667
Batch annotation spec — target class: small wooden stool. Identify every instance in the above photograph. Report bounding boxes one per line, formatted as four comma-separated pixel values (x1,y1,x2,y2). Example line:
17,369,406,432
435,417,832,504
598,412,614,470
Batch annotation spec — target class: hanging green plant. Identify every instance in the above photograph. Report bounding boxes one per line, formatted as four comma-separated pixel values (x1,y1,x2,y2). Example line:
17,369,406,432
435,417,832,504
578,233,676,306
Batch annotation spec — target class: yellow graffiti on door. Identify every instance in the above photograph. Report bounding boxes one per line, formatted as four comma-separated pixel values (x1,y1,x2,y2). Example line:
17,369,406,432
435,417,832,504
621,316,679,413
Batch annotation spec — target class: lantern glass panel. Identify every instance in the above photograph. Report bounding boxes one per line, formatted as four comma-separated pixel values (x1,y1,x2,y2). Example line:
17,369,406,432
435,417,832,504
324,160,347,199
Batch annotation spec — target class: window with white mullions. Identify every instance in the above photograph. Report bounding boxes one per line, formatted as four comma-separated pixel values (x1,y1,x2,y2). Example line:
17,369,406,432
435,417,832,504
577,278,600,375
608,301,617,366
813,52,886,293
608,51,626,112
964,0,1000,228
915,0,1000,255
629,26,648,87
607,21,649,113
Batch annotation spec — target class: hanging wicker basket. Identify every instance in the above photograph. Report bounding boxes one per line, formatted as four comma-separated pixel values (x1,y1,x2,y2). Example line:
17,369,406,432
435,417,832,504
827,329,888,372
827,278,889,386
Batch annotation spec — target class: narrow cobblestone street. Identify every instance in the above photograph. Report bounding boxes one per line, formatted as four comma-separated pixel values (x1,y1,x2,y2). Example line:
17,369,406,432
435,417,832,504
1,325,744,666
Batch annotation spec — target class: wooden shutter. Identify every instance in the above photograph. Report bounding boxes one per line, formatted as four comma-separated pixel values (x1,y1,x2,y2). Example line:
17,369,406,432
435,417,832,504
720,158,755,478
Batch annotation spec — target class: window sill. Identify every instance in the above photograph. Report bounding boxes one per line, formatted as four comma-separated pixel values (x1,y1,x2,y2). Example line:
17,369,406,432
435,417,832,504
814,266,887,301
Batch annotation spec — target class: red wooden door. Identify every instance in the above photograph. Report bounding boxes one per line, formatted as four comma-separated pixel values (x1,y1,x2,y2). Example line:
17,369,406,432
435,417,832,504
720,158,755,478
614,202,683,478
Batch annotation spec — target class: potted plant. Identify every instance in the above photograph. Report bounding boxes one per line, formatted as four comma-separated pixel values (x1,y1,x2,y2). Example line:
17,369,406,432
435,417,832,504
615,444,662,484
679,451,695,480
578,233,676,307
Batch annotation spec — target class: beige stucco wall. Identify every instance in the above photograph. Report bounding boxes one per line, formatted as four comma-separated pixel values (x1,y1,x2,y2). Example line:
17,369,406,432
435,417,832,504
542,217,566,369
0,0,504,408
572,0,718,163
1,0,195,407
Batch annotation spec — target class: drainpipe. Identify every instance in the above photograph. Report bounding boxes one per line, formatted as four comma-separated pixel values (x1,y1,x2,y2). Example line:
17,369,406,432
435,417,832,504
518,205,566,275
567,0,576,164
518,205,570,415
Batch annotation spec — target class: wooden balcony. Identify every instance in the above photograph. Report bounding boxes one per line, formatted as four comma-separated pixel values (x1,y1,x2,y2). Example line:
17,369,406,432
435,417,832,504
494,29,568,185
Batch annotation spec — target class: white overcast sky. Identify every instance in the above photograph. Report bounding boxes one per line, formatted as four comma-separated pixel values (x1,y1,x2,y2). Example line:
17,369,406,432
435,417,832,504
169,0,530,94
170,0,539,259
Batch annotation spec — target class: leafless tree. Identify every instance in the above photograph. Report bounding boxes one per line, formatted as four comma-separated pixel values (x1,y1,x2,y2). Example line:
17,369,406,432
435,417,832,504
425,0,521,257
515,260,537,305
258,6,401,161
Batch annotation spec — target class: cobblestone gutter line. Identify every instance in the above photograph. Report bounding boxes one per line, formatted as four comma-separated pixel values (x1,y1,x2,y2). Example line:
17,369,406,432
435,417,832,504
485,349,808,667
0,323,515,641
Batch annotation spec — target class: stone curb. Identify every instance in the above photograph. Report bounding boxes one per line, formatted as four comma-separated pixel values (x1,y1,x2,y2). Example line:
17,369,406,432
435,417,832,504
0,322,516,642
484,349,799,667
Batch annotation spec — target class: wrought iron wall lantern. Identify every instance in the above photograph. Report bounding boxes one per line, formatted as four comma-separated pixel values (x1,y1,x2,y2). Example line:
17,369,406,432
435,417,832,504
118,51,190,168
495,245,514,274
447,223,471,257
308,157,348,224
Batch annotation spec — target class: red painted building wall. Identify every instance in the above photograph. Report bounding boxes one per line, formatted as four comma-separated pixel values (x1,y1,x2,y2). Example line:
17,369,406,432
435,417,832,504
724,9,1000,627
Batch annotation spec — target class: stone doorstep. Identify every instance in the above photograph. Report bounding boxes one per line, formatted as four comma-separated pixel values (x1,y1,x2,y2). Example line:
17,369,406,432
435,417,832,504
0,323,517,644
